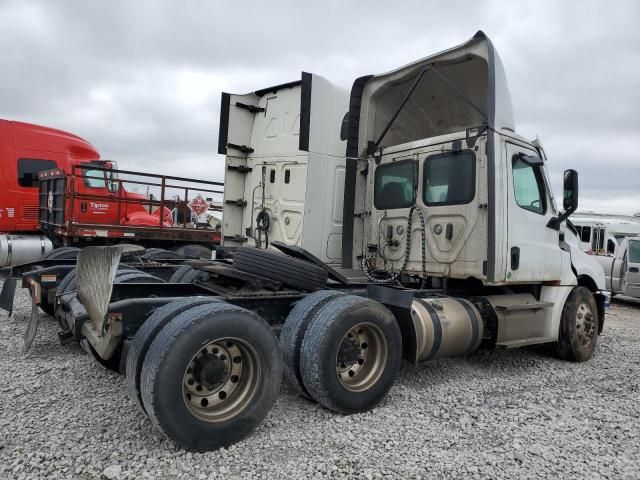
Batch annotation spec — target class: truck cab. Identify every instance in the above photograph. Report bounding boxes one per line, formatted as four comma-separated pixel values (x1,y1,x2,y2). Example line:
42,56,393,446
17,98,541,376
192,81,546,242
341,31,605,350
0,119,99,233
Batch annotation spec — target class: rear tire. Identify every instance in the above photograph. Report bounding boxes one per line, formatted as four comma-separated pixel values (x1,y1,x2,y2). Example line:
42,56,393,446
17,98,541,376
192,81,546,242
57,268,78,294
233,247,328,291
299,295,402,414
169,265,206,283
140,302,282,451
140,248,183,261
280,290,346,396
126,297,223,413
173,244,212,260
554,286,599,362
113,272,164,284
41,247,80,260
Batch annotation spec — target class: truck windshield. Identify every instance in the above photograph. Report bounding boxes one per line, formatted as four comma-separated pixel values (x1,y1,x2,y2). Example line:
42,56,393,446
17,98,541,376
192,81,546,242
629,240,640,263
373,160,416,209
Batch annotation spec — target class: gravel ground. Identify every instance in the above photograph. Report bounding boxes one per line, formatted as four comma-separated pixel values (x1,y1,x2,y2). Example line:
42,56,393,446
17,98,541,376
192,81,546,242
1,282,639,480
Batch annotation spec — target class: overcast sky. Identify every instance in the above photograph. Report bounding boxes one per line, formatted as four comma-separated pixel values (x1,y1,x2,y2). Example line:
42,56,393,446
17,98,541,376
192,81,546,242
2,0,639,214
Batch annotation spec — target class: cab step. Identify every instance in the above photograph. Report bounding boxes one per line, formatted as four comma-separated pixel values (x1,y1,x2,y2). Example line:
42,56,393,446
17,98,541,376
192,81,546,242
496,336,556,349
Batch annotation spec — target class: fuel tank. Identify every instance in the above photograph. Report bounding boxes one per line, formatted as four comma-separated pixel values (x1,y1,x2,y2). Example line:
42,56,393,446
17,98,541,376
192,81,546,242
0,234,53,267
411,296,483,362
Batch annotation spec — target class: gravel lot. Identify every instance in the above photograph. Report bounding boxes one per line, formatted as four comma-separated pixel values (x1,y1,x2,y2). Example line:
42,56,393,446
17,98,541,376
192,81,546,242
1,282,639,480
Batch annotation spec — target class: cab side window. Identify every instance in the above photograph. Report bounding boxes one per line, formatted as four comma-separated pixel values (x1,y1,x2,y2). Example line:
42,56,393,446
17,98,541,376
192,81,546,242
373,160,416,209
629,240,640,263
17,158,57,187
512,156,546,214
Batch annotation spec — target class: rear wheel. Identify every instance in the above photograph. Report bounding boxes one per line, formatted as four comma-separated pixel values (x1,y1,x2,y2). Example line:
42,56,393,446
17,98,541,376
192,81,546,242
140,302,282,451
555,286,599,362
173,244,212,260
140,248,183,261
169,265,206,283
57,268,78,294
126,297,223,413
280,290,346,396
113,271,164,284
41,247,80,260
299,295,402,413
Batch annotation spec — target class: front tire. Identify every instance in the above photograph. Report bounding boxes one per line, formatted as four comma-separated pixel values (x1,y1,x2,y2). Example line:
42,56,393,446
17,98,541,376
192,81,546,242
140,302,282,451
555,286,599,362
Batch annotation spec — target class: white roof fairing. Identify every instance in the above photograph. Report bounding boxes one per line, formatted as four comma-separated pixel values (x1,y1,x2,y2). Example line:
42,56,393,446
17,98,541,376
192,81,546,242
355,31,515,154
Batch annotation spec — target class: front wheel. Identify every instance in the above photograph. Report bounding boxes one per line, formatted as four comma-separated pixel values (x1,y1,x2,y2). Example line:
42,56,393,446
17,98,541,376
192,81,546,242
555,286,599,362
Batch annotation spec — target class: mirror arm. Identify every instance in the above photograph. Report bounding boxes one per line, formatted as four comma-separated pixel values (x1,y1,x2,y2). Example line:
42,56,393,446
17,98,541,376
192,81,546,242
547,204,577,231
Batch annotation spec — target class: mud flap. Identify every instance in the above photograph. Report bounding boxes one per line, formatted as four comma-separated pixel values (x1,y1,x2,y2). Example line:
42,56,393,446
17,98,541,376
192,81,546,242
0,276,17,316
23,299,40,354
23,278,42,354
76,245,143,360
76,245,143,332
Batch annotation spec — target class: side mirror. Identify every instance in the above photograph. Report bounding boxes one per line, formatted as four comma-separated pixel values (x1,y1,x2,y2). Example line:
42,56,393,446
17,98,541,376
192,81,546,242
562,169,578,213
547,169,579,230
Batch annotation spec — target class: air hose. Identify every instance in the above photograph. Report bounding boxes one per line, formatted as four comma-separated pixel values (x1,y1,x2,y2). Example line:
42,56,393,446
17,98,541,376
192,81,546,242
362,205,427,284
255,208,270,248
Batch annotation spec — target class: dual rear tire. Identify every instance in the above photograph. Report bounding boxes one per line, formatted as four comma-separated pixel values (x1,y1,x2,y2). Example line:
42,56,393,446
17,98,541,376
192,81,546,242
128,300,282,451
281,292,403,414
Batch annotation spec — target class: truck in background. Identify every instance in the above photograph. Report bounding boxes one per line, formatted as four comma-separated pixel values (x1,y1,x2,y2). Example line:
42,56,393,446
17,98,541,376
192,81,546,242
0,119,99,264
1,32,607,452
0,119,222,267
595,236,640,298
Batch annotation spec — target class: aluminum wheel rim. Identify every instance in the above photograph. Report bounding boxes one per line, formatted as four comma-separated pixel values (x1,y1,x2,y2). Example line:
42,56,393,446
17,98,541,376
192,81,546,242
575,302,595,347
335,322,388,392
183,337,260,423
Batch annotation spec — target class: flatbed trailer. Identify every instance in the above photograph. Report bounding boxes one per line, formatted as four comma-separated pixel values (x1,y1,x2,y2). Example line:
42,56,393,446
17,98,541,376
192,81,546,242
39,164,222,248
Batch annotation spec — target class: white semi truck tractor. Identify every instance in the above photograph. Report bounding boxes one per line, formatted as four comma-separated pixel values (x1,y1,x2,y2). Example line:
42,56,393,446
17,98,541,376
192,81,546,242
4,31,606,451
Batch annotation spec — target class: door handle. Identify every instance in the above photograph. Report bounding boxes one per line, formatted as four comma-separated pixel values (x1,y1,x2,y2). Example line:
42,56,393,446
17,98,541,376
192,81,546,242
511,246,520,270
445,223,453,240
80,202,87,213
630,267,639,273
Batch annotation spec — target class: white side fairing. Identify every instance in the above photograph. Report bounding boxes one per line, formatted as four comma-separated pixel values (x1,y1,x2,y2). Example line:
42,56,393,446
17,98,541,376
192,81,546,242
219,74,348,265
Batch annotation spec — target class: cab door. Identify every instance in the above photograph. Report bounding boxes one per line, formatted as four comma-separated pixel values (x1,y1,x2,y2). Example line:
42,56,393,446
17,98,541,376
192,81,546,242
622,239,640,297
505,142,562,282
73,164,118,225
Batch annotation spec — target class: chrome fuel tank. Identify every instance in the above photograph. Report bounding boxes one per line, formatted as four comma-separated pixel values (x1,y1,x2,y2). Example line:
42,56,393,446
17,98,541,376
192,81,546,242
0,234,52,267
411,296,483,362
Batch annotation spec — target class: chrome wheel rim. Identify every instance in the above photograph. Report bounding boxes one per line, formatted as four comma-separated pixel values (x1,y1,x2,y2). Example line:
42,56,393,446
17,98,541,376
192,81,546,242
575,302,596,347
183,338,260,422
335,322,388,392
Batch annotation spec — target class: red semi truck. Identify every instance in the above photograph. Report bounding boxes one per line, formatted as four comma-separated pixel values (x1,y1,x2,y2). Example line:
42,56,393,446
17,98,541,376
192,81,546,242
0,119,222,267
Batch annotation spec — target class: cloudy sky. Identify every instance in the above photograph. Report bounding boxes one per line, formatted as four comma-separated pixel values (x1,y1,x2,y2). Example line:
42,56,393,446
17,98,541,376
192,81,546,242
2,0,639,213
